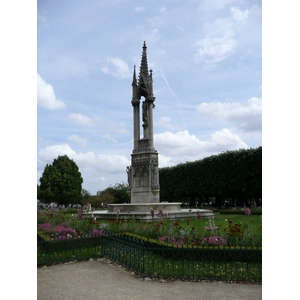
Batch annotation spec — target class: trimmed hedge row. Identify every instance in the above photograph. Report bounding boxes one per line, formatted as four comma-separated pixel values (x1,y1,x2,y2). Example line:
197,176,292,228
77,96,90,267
159,147,262,206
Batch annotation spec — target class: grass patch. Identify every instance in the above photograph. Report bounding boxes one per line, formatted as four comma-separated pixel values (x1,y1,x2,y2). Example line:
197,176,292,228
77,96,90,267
171,214,262,231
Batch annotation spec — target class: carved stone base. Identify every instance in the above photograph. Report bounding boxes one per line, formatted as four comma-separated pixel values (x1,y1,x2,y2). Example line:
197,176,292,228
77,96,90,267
128,148,160,203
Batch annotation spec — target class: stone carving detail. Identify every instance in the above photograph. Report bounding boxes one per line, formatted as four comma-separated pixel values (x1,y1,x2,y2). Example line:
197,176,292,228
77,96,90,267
132,155,149,167
138,139,149,150
150,156,158,165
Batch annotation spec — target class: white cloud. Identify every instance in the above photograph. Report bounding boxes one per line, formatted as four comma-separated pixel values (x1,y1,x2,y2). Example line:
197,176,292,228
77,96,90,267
101,57,130,79
195,35,236,68
67,135,88,146
158,154,175,168
195,5,252,69
37,74,66,110
199,0,239,11
37,144,76,170
159,6,166,13
154,129,247,164
195,19,237,70
68,113,95,126
230,7,249,22
102,134,117,143
195,18,237,69
196,97,262,132
210,128,247,148
156,117,178,131
37,144,130,183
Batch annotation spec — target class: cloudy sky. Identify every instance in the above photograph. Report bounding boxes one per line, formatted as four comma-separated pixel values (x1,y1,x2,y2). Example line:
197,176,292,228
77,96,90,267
37,0,262,195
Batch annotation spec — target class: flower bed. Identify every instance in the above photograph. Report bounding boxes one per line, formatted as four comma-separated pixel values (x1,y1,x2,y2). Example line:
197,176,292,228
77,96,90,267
37,207,261,248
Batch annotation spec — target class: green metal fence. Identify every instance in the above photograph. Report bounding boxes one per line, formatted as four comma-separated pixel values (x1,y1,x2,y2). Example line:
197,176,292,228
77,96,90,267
37,233,103,266
102,232,262,282
37,232,261,282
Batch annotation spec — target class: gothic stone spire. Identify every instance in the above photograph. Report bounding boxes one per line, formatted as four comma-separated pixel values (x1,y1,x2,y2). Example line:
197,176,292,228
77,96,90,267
137,41,150,98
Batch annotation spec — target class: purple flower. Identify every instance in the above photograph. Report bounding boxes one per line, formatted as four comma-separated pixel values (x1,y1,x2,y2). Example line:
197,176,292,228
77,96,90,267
54,225,75,236
150,208,154,218
38,222,52,233
245,207,251,215
157,210,166,219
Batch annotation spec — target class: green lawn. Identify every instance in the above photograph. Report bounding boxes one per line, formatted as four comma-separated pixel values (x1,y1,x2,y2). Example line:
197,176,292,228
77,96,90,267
162,214,262,232
214,214,261,229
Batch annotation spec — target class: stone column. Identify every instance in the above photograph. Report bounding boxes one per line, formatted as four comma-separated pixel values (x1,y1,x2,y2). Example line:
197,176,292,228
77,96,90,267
146,96,155,149
132,100,140,151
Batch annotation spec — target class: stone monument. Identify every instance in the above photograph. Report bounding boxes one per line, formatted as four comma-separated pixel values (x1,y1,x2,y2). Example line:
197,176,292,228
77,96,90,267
85,42,214,221
126,41,160,203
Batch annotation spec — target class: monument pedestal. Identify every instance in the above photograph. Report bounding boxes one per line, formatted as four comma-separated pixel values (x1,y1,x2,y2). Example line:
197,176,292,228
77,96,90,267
128,149,160,203
108,202,181,213
85,204,214,221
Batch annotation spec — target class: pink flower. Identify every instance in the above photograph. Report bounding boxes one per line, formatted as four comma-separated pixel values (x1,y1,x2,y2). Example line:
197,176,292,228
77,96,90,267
38,223,52,233
245,208,251,215
201,236,226,246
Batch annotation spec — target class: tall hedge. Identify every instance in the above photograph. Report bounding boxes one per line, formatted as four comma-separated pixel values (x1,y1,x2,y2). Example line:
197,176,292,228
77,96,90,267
159,147,262,206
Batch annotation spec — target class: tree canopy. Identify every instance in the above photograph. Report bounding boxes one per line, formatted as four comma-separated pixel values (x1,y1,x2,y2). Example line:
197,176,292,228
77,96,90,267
39,155,83,205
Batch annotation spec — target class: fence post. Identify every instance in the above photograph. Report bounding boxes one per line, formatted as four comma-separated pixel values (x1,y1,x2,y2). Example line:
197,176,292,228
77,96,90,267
102,232,104,258
142,237,145,276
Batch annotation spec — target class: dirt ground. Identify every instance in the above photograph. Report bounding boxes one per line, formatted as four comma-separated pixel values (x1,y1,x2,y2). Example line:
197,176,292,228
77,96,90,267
37,259,262,300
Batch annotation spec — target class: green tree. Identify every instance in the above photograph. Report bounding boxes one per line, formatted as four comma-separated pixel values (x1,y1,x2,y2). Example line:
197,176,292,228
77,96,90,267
37,184,41,199
98,183,130,204
110,183,130,203
39,155,83,205
99,188,115,204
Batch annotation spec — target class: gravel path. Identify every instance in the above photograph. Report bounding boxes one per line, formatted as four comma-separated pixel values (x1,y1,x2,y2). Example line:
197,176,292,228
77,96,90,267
37,259,262,300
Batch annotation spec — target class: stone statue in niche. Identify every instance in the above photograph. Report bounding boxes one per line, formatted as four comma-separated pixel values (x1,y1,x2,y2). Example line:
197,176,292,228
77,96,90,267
142,101,148,124
151,165,159,187
126,166,131,187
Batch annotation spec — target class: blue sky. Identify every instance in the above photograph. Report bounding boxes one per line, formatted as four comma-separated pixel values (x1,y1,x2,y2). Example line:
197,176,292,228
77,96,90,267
37,0,262,195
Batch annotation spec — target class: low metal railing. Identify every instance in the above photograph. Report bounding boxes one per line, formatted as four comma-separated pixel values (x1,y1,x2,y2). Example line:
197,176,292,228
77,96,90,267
102,231,261,282
37,231,262,282
37,232,102,266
